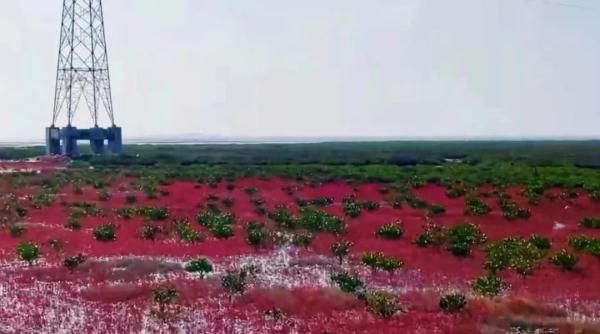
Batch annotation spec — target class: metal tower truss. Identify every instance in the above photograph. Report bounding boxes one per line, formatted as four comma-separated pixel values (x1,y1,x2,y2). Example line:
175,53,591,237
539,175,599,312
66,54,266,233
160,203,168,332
47,0,122,156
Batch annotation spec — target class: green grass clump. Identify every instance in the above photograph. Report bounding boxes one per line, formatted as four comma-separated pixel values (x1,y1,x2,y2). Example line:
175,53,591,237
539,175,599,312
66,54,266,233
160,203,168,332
447,222,487,257
464,196,491,216
414,223,447,248
297,208,346,234
439,293,467,313
484,237,544,276
361,252,404,274
185,258,213,277
581,217,600,229
471,274,506,297
376,222,404,240
550,250,578,271
93,223,117,242
331,271,365,295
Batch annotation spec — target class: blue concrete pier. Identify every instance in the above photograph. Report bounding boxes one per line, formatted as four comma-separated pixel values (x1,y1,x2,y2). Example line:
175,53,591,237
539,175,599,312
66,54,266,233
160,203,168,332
46,126,123,156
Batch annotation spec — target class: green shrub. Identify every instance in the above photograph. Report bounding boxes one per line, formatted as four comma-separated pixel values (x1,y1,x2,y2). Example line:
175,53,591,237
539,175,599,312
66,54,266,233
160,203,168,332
414,223,447,248
125,194,137,205
499,200,531,221
361,252,403,274
427,204,446,216
222,197,234,208
439,293,467,313
331,239,353,265
569,235,592,251
376,222,404,240
464,196,491,216
446,222,486,257
366,291,400,320
297,208,346,234
140,224,163,241
361,201,380,212
197,210,236,239
222,269,248,301
93,223,117,242
173,219,203,243
64,254,86,272
406,195,428,209
484,237,543,276
246,222,269,248
15,206,28,218
244,187,258,196
581,217,600,229
446,186,467,198
268,206,296,229
291,232,314,247
98,189,111,201
16,241,40,265
331,272,365,295
185,258,213,277
9,224,26,237
342,199,362,218
550,250,579,271
471,274,506,297
528,235,552,250
152,284,178,316
140,207,169,221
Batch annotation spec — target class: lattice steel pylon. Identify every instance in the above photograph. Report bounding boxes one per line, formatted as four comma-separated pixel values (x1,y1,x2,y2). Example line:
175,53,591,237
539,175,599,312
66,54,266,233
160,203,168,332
46,0,122,156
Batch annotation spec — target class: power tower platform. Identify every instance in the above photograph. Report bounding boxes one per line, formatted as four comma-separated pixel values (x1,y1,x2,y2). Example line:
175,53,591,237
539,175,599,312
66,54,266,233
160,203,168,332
46,126,122,156
47,0,122,157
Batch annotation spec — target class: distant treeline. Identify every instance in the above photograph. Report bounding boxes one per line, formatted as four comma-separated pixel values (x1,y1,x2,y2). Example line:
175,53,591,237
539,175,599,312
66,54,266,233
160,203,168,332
1,141,599,168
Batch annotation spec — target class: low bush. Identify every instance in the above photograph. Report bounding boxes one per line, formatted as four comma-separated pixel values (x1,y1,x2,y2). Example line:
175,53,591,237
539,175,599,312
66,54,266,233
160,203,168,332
244,187,258,196
499,199,531,221
125,193,137,205
550,250,578,271
446,223,486,257
342,199,362,218
268,206,296,229
439,293,467,313
361,252,404,274
528,235,552,250
581,217,600,229
185,258,213,277
291,232,314,247
64,254,86,272
376,222,404,240
98,189,111,202
246,222,269,248
366,291,400,320
427,204,446,216
173,219,203,243
484,237,543,276
197,210,236,239
471,274,506,297
414,223,447,248
297,208,346,234
9,224,26,237
16,206,28,218
93,223,117,242
140,224,163,241
222,269,248,302
331,239,353,265
446,186,467,198
464,196,491,216
222,197,234,208
331,272,365,295
16,241,40,265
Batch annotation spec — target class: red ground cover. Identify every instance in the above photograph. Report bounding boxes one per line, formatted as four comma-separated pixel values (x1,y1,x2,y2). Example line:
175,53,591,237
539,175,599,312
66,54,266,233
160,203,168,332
1,169,599,333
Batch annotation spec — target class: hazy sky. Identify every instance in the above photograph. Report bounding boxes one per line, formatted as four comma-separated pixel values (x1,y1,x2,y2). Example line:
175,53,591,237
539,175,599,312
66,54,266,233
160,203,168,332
1,0,599,140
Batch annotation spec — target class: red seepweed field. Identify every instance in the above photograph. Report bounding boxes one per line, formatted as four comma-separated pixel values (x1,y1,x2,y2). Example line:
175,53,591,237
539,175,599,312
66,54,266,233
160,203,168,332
0,159,599,333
